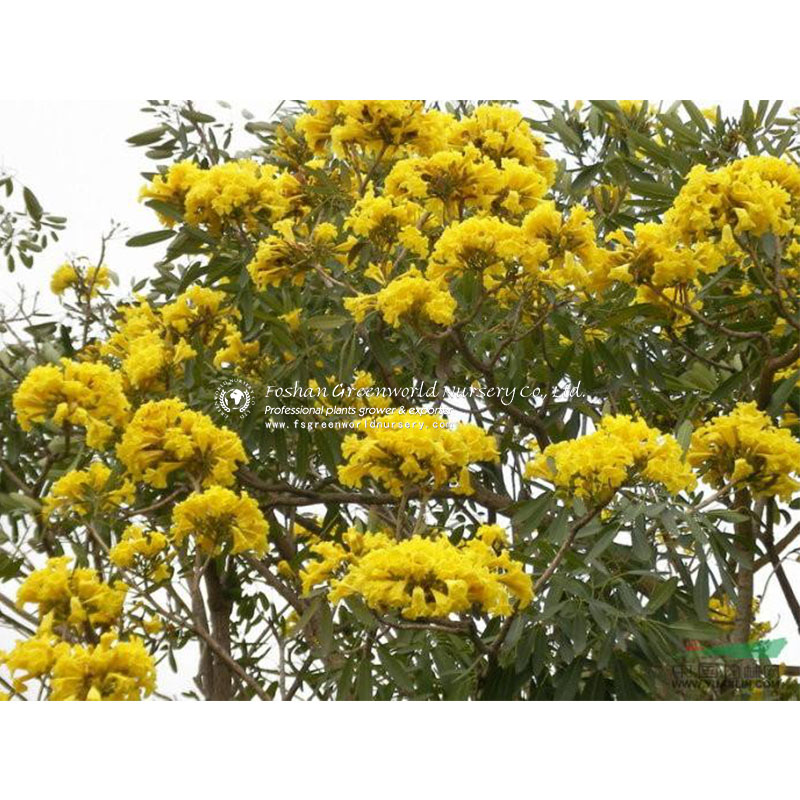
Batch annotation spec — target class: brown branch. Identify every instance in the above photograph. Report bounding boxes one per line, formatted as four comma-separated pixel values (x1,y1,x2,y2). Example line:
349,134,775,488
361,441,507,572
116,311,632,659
754,521,800,572
756,343,800,410
761,501,800,636
451,327,550,449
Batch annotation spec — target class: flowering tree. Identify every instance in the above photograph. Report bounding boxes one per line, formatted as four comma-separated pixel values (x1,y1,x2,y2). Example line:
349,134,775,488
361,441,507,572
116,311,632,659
1,100,799,701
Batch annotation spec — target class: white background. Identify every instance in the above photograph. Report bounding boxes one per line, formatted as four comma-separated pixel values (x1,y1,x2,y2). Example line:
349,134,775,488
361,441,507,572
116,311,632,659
3,1,800,796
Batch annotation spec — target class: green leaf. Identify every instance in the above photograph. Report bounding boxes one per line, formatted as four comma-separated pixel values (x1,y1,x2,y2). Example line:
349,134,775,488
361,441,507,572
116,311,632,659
511,493,552,536
126,126,167,146
693,562,710,620
682,101,711,136
355,659,373,700
0,493,42,513
126,229,176,247
181,109,217,124
586,525,618,564
675,420,693,455
666,620,722,641
378,648,415,694
768,371,800,416
646,577,678,614
144,199,184,224
22,187,43,221
306,314,350,331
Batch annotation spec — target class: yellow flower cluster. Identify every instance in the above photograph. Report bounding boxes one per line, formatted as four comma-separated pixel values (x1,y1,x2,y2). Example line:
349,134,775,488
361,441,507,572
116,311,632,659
424,203,604,296
449,105,556,180
49,633,156,701
300,528,393,594
170,486,268,555
384,146,505,221
526,415,696,504
13,358,130,449
519,201,603,287
688,402,800,500
212,327,261,373
596,155,800,316
345,188,429,256
379,113,554,223
601,223,726,289
667,155,800,243
17,557,128,630
116,398,247,489
1,617,155,701
109,524,169,569
300,526,532,620
296,100,451,158
101,288,253,391
141,159,302,236
427,215,530,282
51,262,110,297
101,298,183,391
160,285,226,338
43,462,134,522
338,409,499,496
247,219,352,289
344,267,456,328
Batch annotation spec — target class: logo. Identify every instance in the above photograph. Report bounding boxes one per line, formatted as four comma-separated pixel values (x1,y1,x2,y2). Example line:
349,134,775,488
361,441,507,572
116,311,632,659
215,379,253,416
684,638,787,660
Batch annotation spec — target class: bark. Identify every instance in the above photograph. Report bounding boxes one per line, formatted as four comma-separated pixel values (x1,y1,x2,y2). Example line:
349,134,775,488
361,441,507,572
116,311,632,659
205,561,234,700
732,490,755,644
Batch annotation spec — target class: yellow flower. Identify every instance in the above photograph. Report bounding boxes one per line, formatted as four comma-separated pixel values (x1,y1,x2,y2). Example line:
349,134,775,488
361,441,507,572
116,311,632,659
160,285,227,337
1,634,58,682
450,105,555,183
51,262,111,297
116,398,247,489
142,615,163,635
109,524,168,569
170,486,268,555
688,402,800,499
102,291,244,391
709,595,772,642
345,188,427,254
43,462,135,522
13,359,130,449
141,159,302,236
338,409,499,496
297,101,451,159
526,415,695,503
667,155,800,242
600,222,725,291
247,219,353,289
385,146,503,222
150,562,172,583
427,216,528,283
521,201,600,286
316,531,532,619
295,101,342,155
494,158,550,216
213,326,261,372
345,267,456,328
279,308,302,332
50,633,155,701
17,557,128,629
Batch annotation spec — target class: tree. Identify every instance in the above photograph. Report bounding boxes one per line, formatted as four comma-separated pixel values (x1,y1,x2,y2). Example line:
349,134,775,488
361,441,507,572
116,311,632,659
1,99,799,701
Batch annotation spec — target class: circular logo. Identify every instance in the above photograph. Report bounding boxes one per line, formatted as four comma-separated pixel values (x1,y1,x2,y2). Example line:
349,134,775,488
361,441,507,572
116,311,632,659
215,380,253,416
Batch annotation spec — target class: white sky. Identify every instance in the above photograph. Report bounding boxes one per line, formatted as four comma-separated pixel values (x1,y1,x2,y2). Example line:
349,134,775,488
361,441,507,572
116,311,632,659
1,100,799,691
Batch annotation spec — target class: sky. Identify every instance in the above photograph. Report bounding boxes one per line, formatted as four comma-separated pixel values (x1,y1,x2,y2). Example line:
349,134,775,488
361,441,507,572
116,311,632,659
1,100,799,694
1,101,161,310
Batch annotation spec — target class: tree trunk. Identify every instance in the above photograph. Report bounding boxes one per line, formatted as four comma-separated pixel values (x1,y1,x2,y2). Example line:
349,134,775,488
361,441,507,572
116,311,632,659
732,490,754,645
205,560,234,700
